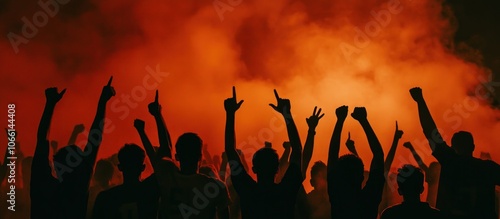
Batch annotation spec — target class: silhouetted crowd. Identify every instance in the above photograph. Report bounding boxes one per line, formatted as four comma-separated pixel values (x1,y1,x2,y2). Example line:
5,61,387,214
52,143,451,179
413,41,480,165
1,78,500,219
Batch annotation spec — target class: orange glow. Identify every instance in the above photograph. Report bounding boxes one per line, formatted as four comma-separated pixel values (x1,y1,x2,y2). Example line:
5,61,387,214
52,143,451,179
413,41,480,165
1,0,499,193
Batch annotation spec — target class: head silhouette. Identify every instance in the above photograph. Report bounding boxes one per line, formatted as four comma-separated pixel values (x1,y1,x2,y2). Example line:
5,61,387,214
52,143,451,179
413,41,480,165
94,159,114,186
117,144,145,179
451,131,475,156
175,133,203,166
53,145,86,183
397,164,424,197
310,161,327,190
337,154,364,189
252,147,279,178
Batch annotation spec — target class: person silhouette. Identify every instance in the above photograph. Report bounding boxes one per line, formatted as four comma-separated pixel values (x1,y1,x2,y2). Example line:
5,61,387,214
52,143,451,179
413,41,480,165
402,141,441,207
380,164,442,219
134,90,230,219
87,159,115,219
379,122,405,213
91,144,160,219
328,106,385,219
224,88,304,219
31,78,115,219
410,87,500,219
307,161,330,219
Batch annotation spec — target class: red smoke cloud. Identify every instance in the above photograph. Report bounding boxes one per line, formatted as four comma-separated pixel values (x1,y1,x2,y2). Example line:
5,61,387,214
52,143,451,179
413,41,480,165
1,0,499,191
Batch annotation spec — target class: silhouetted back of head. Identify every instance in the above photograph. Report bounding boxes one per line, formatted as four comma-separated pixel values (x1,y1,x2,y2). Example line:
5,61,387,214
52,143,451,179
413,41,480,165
337,154,364,189
94,159,114,184
451,131,475,156
397,164,424,196
310,161,327,188
118,144,145,176
252,147,279,177
175,133,202,165
53,145,85,182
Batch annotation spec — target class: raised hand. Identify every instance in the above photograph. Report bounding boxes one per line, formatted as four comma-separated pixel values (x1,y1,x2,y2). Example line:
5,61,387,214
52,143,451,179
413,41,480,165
306,106,325,129
265,142,272,148
100,76,116,102
134,119,146,131
336,105,349,120
351,107,367,121
402,141,413,149
45,87,66,104
409,87,423,102
74,124,85,133
269,89,291,115
394,121,404,139
345,132,356,152
283,141,291,150
224,86,244,114
148,90,162,116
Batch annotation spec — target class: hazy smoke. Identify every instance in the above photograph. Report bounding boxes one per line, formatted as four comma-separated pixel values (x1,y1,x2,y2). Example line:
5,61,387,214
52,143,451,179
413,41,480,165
1,0,499,191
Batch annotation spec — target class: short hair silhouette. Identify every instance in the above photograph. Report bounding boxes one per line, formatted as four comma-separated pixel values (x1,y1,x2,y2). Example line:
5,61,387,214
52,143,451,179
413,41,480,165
397,165,424,196
117,144,145,173
175,132,202,163
53,145,85,181
94,159,114,183
251,147,279,175
310,161,327,187
337,154,364,187
451,131,475,155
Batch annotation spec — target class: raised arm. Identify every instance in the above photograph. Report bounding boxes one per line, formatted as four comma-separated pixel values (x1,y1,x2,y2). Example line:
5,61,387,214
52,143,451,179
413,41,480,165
345,132,359,156
219,152,228,181
402,142,429,173
279,142,291,171
134,119,159,171
384,121,403,176
67,124,84,145
83,77,115,169
351,107,384,174
328,106,348,174
50,140,58,155
148,90,173,159
303,107,324,176
269,90,302,171
276,142,291,182
33,87,66,178
237,149,250,172
224,86,245,175
203,144,214,166
410,87,445,151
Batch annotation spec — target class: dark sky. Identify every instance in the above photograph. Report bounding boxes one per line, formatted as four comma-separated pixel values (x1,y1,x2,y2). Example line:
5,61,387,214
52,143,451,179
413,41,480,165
445,0,500,105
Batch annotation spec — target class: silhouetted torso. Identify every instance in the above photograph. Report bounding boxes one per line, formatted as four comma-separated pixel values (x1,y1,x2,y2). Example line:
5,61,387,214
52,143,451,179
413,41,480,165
91,175,159,219
294,186,311,219
158,159,230,219
307,188,330,219
329,169,385,219
232,163,303,219
381,202,443,219
433,144,500,219
30,142,92,219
